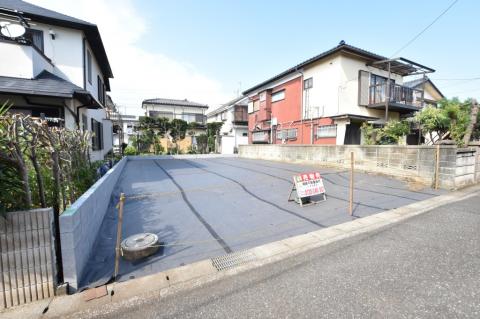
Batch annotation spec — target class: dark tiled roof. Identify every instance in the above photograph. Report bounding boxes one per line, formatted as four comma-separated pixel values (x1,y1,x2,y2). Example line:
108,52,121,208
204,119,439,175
0,70,87,97
403,78,427,88
142,98,209,109
0,0,93,25
0,0,113,81
404,77,444,98
243,42,389,95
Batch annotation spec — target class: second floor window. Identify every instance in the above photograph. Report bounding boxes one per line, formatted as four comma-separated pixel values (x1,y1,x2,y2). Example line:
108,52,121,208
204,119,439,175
97,76,105,105
87,50,92,84
253,100,260,112
304,77,313,90
24,29,44,52
271,90,285,103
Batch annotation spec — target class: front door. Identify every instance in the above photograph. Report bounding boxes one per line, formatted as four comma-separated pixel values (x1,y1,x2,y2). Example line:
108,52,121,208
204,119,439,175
344,123,361,145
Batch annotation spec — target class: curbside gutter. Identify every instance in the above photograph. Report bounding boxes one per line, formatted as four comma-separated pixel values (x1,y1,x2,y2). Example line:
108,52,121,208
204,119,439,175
3,184,480,319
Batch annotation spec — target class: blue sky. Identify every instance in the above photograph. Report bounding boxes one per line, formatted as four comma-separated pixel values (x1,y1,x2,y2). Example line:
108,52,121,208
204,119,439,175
136,0,479,99
33,0,480,114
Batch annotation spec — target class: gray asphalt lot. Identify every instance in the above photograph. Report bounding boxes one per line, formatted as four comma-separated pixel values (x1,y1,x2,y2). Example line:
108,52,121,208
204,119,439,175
95,191,480,319
80,157,444,289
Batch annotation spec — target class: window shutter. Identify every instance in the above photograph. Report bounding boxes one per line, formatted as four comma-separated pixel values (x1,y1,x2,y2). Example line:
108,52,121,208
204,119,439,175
358,70,370,106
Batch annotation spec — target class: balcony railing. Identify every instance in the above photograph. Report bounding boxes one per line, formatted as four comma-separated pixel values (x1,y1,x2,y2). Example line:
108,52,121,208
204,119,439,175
369,83,423,108
233,106,248,124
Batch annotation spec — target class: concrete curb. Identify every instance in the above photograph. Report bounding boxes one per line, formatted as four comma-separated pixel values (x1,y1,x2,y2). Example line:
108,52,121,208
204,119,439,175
3,184,480,319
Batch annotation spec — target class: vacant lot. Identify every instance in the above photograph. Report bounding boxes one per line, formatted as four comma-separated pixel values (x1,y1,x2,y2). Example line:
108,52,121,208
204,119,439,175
79,156,444,289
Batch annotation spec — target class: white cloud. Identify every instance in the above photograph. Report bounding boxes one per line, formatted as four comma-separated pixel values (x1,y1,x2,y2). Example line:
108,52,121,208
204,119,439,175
28,0,229,115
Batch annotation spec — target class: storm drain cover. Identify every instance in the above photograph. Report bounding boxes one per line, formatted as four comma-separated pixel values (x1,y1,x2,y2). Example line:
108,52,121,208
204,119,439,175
121,233,160,261
211,249,257,271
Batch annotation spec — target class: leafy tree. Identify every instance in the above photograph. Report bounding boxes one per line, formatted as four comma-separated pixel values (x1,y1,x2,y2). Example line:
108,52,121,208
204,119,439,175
206,122,223,152
124,145,137,155
413,98,479,145
169,119,188,153
378,120,410,145
414,105,450,143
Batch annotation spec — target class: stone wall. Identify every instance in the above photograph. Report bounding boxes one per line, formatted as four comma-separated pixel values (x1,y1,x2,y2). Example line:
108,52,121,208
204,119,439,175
239,144,480,189
0,208,56,309
59,157,127,292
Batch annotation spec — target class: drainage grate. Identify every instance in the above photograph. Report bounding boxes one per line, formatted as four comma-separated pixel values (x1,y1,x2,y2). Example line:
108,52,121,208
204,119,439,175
211,249,257,271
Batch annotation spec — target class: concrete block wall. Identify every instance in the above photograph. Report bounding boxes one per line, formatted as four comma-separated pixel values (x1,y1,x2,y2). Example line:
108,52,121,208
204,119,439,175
239,144,479,189
59,157,127,292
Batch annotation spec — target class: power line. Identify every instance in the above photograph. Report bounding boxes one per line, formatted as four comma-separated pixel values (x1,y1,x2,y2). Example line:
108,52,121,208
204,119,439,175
390,0,459,57
432,77,480,81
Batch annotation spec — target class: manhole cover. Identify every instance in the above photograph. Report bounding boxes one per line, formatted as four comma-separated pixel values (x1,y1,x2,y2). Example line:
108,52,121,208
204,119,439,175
121,233,160,261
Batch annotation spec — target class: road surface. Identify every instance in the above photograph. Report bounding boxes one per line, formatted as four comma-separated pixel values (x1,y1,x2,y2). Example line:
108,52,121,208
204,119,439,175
93,192,480,318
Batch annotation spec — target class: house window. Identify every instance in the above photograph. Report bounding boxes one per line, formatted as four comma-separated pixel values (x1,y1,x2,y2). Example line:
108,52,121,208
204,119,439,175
87,50,92,84
242,132,248,137
276,130,287,140
304,77,313,89
82,114,88,131
24,29,44,52
149,111,173,119
316,125,337,138
97,76,105,105
253,100,260,112
271,90,285,103
91,118,103,151
287,128,297,139
248,101,254,113
252,131,267,142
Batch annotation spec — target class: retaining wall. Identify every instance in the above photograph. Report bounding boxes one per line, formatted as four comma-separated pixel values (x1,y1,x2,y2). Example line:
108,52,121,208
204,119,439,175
0,208,56,309
59,157,127,292
239,144,480,189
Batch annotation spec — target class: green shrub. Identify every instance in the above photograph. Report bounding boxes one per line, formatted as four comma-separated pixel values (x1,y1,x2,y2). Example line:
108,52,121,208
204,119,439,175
124,145,137,155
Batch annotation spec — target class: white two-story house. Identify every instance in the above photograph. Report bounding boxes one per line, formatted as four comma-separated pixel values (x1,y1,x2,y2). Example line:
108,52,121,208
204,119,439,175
0,0,114,161
207,96,249,154
244,41,444,145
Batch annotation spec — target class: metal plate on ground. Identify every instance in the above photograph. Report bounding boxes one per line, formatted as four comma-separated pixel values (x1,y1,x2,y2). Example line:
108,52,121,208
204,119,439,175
211,249,257,271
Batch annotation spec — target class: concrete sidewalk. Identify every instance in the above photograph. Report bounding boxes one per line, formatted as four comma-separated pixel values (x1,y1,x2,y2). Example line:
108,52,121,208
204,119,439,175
93,190,480,318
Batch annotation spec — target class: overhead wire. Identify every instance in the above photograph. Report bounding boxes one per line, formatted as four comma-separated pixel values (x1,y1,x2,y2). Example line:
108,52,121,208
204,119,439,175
390,0,459,58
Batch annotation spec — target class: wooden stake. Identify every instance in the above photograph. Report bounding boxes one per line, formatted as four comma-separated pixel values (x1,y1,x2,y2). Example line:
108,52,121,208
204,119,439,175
114,193,125,280
435,144,440,190
349,152,354,216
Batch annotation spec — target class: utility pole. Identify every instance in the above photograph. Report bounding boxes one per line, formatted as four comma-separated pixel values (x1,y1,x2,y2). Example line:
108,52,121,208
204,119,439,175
385,61,391,123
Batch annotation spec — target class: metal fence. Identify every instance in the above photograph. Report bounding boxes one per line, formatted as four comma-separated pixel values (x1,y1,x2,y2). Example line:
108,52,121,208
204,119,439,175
0,208,56,309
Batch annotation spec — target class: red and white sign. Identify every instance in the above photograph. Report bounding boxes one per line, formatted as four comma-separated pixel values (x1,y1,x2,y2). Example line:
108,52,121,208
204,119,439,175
293,172,325,198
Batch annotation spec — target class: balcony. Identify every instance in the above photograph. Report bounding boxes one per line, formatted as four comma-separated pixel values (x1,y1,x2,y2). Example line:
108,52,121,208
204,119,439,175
0,40,53,78
233,105,248,125
367,83,423,113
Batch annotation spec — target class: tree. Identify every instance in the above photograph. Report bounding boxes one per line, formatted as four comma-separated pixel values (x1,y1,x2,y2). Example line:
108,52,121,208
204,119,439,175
206,122,223,153
463,99,479,145
378,120,410,145
414,105,450,143
169,119,188,153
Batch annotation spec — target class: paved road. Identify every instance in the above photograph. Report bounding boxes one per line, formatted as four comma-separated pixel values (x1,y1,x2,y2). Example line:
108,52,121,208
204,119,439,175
96,193,480,319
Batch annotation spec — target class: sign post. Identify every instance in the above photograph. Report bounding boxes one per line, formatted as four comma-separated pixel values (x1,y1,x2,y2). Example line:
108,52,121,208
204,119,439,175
349,152,354,215
288,172,326,207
